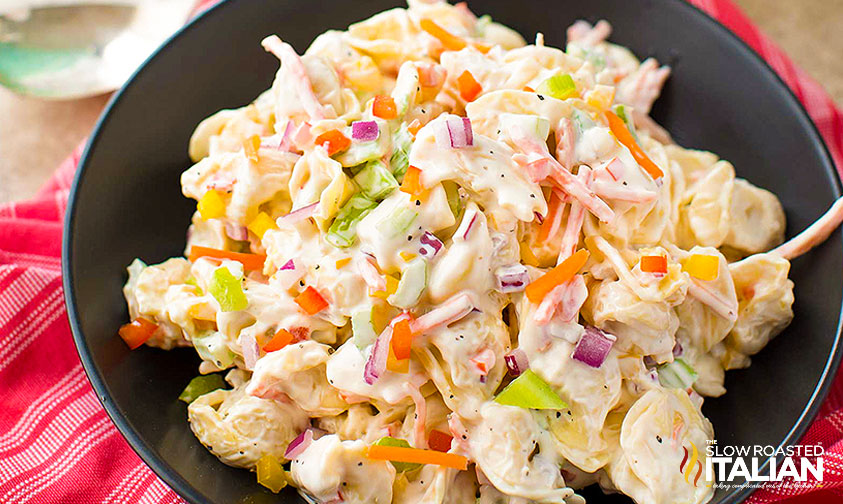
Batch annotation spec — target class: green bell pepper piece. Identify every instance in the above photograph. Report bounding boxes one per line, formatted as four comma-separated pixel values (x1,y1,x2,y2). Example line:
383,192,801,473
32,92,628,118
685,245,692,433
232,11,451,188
494,369,568,410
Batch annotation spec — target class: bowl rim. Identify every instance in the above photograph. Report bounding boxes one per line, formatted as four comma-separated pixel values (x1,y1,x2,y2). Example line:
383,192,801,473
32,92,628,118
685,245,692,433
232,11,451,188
62,0,843,503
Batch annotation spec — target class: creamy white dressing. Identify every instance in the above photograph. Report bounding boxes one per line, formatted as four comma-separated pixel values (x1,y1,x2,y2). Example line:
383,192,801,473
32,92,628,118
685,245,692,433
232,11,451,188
122,4,800,504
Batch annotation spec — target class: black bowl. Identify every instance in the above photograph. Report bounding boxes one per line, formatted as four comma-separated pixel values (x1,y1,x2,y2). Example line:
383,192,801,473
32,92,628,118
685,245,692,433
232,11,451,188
63,0,843,502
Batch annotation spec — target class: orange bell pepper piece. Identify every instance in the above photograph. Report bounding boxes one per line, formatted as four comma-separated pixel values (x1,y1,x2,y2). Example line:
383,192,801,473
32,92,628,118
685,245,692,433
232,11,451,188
118,317,158,350
457,70,482,102
295,286,329,315
314,129,351,156
263,328,294,352
372,95,398,120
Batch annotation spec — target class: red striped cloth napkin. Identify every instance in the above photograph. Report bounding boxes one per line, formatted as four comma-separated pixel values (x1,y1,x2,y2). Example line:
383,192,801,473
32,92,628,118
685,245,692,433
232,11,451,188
1,0,842,502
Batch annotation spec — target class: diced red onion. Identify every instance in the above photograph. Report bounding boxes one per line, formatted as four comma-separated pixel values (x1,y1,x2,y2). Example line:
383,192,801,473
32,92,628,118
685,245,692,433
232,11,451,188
224,221,249,241
504,348,529,376
672,341,683,357
364,326,392,385
605,157,625,181
278,120,295,151
351,120,379,142
571,326,616,368
534,211,544,224
454,208,478,241
273,258,304,289
418,231,443,258
435,116,474,149
281,202,318,223
238,332,260,370
410,293,473,334
284,428,314,460
495,264,529,293
293,122,313,150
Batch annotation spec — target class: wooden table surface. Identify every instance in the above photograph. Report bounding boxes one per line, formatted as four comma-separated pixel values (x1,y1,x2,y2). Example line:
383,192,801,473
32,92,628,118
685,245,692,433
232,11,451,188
1,0,842,204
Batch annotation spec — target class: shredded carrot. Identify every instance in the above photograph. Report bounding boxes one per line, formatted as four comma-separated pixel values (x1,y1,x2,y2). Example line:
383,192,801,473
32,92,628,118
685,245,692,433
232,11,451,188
372,95,398,120
188,246,266,271
243,134,261,163
118,317,157,350
428,430,454,453
538,191,564,241
295,286,329,315
366,445,468,470
391,316,414,360
335,257,352,269
400,166,424,196
472,42,492,54
457,70,482,102
419,18,467,51
522,86,535,93
605,111,663,180
314,129,351,156
640,255,668,274
525,249,589,303
263,328,294,352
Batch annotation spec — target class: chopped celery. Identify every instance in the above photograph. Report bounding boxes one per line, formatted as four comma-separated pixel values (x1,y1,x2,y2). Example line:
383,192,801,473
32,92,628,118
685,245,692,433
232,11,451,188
389,259,427,309
443,181,462,220
658,358,699,390
256,454,288,493
475,14,492,36
571,109,596,136
390,125,413,181
327,194,378,248
566,44,606,71
494,369,568,410
178,373,225,403
374,437,421,472
192,331,236,369
612,104,638,142
209,267,248,312
536,74,577,100
352,307,379,350
500,113,550,141
377,206,417,238
354,160,398,200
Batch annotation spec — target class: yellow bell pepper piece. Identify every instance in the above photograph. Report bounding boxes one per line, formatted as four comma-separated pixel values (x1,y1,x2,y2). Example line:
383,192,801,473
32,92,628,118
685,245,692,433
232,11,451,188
244,134,261,163
585,85,616,110
520,241,541,267
197,189,225,220
256,454,287,493
371,275,399,300
335,257,352,269
247,212,277,239
399,251,417,262
683,254,719,281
